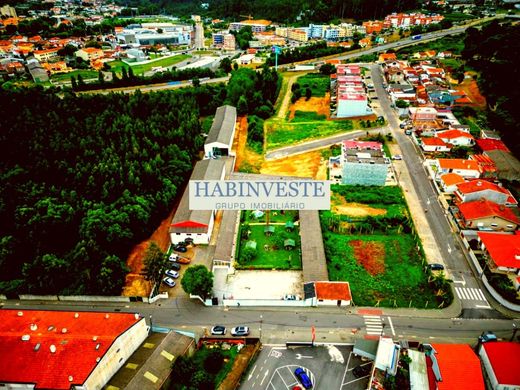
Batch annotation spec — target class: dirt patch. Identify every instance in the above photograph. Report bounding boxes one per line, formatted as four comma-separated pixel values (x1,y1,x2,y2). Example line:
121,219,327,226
289,94,331,119
260,151,323,178
232,116,248,170
455,74,487,109
333,203,386,217
122,205,175,297
218,343,260,390
350,240,385,276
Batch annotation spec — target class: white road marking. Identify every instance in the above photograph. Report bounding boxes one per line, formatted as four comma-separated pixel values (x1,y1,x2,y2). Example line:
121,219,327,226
477,289,487,301
247,365,256,381
388,317,396,336
260,369,269,386
476,304,491,309
455,288,463,299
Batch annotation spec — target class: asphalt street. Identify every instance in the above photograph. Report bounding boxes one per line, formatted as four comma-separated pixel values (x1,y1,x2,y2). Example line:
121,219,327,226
368,64,500,317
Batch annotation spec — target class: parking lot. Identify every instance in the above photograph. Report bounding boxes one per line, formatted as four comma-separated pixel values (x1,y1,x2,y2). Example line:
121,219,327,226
240,345,371,390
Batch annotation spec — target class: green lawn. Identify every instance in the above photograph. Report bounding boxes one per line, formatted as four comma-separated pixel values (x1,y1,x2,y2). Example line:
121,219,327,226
107,54,190,76
51,70,98,82
440,58,463,70
236,211,301,269
323,233,439,308
266,116,354,150
295,73,330,97
292,110,327,122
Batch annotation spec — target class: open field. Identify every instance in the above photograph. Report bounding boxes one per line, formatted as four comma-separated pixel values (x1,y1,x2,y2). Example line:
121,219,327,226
333,202,387,217
108,54,190,75
350,240,385,275
265,116,354,150
51,69,98,82
295,73,330,97
289,94,330,119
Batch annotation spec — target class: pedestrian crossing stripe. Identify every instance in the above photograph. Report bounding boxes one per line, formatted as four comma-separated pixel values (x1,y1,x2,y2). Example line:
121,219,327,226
363,315,383,335
454,287,487,301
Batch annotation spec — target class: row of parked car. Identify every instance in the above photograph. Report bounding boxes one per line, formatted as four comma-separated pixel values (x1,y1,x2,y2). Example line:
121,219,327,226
162,240,194,288
210,325,250,337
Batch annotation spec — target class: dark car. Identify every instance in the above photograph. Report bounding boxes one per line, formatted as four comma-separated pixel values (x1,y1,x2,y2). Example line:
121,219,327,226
168,263,181,271
173,244,188,253
211,325,226,335
353,364,372,378
294,368,312,389
428,263,445,271
184,237,194,245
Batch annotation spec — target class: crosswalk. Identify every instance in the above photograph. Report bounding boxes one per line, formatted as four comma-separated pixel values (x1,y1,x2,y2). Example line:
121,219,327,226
364,315,384,336
454,287,487,302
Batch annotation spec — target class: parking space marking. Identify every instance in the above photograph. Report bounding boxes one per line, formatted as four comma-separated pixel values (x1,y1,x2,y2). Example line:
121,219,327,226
247,365,256,381
266,365,316,390
387,316,396,336
260,369,269,386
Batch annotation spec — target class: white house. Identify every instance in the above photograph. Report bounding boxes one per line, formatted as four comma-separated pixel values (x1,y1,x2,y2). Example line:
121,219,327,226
421,137,452,152
455,180,517,207
169,159,226,244
437,129,475,146
479,342,520,390
435,158,481,179
204,105,237,158
439,173,465,193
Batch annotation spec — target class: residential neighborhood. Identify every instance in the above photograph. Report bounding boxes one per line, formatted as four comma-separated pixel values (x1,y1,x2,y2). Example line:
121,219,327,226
1,0,519,389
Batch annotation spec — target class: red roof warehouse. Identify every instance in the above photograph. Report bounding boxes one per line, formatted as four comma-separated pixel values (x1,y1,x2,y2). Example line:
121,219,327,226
0,309,147,389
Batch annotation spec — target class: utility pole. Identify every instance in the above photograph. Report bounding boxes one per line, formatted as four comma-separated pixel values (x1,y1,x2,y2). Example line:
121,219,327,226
259,314,263,340
511,323,518,342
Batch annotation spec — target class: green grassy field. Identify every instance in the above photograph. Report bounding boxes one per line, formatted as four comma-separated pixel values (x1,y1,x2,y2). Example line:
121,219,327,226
266,116,354,150
295,73,330,97
107,54,190,76
292,110,327,122
51,70,99,82
236,211,301,269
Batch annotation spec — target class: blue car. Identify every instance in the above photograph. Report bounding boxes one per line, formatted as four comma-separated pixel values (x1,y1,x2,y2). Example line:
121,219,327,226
294,368,312,389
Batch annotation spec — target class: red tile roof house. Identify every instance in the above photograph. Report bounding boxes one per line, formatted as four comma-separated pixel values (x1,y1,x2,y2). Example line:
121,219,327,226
436,129,475,147
477,138,511,153
313,281,352,306
470,154,498,180
421,136,452,153
478,231,520,274
439,173,465,193
455,180,517,207
478,342,520,390
426,343,485,390
0,309,147,390
458,199,519,231
435,158,481,179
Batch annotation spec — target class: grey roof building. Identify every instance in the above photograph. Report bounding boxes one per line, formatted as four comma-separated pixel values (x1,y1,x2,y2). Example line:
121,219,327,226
485,150,520,182
204,105,237,158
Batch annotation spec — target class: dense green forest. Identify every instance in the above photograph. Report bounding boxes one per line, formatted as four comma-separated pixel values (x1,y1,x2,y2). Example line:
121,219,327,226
0,65,279,296
462,21,520,159
113,0,420,23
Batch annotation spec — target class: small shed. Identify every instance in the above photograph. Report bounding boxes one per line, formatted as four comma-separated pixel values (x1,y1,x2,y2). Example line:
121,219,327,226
264,225,275,236
285,221,295,231
245,241,257,250
284,239,296,250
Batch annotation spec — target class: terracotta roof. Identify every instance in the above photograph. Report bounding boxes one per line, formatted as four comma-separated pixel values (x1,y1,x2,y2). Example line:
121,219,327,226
456,180,517,205
440,173,465,187
81,47,103,53
437,129,474,140
315,282,352,301
429,344,485,390
477,139,510,152
459,199,519,224
421,137,449,147
343,140,382,150
438,158,480,171
0,309,142,389
478,232,520,268
482,342,520,385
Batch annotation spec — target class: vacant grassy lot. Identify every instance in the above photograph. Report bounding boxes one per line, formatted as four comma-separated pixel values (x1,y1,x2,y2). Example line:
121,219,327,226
295,73,330,97
266,116,354,150
108,54,190,75
51,69,98,82
292,110,327,122
236,211,301,269
321,186,451,308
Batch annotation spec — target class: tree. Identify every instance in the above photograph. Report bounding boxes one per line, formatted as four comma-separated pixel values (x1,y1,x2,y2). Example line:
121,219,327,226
319,63,336,75
98,70,104,84
219,57,232,74
204,349,224,374
180,264,213,299
77,74,85,87
143,242,167,284
395,99,409,108
57,44,77,57
305,87,312,100
128,67,135,80
70,76,77,90
121,66,128,80
240,246,257,264
237,95,248,115
192,76,200,88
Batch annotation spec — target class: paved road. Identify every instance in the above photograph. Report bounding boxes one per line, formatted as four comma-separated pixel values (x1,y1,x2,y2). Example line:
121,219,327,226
369,64,499,317
265,128,386,160
2,298,516,344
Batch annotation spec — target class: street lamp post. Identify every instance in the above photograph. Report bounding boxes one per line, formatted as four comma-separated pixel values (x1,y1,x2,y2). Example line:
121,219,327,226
259,315,263,340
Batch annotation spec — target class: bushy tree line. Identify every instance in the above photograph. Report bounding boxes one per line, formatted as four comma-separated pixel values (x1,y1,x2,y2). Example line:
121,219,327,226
246,115,265,154
0,86,225,295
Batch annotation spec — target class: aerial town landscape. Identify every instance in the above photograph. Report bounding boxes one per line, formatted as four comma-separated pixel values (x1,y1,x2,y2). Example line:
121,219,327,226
0,0,519,389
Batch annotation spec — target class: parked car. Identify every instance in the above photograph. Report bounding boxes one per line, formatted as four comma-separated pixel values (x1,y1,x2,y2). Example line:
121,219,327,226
168,263,181,271
392,155,402,160
231,326,250,336
165,270,179,279
353,364,372,378
405,129,412,135
169,253,179,262
479,331,497,343
162,277,176,287
294,367,313,389
173,244,188,253
428,263,445,271
211,325,227,335
283,294,297,301
184,237,194,245
176,256,191,264
400,123,406,129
